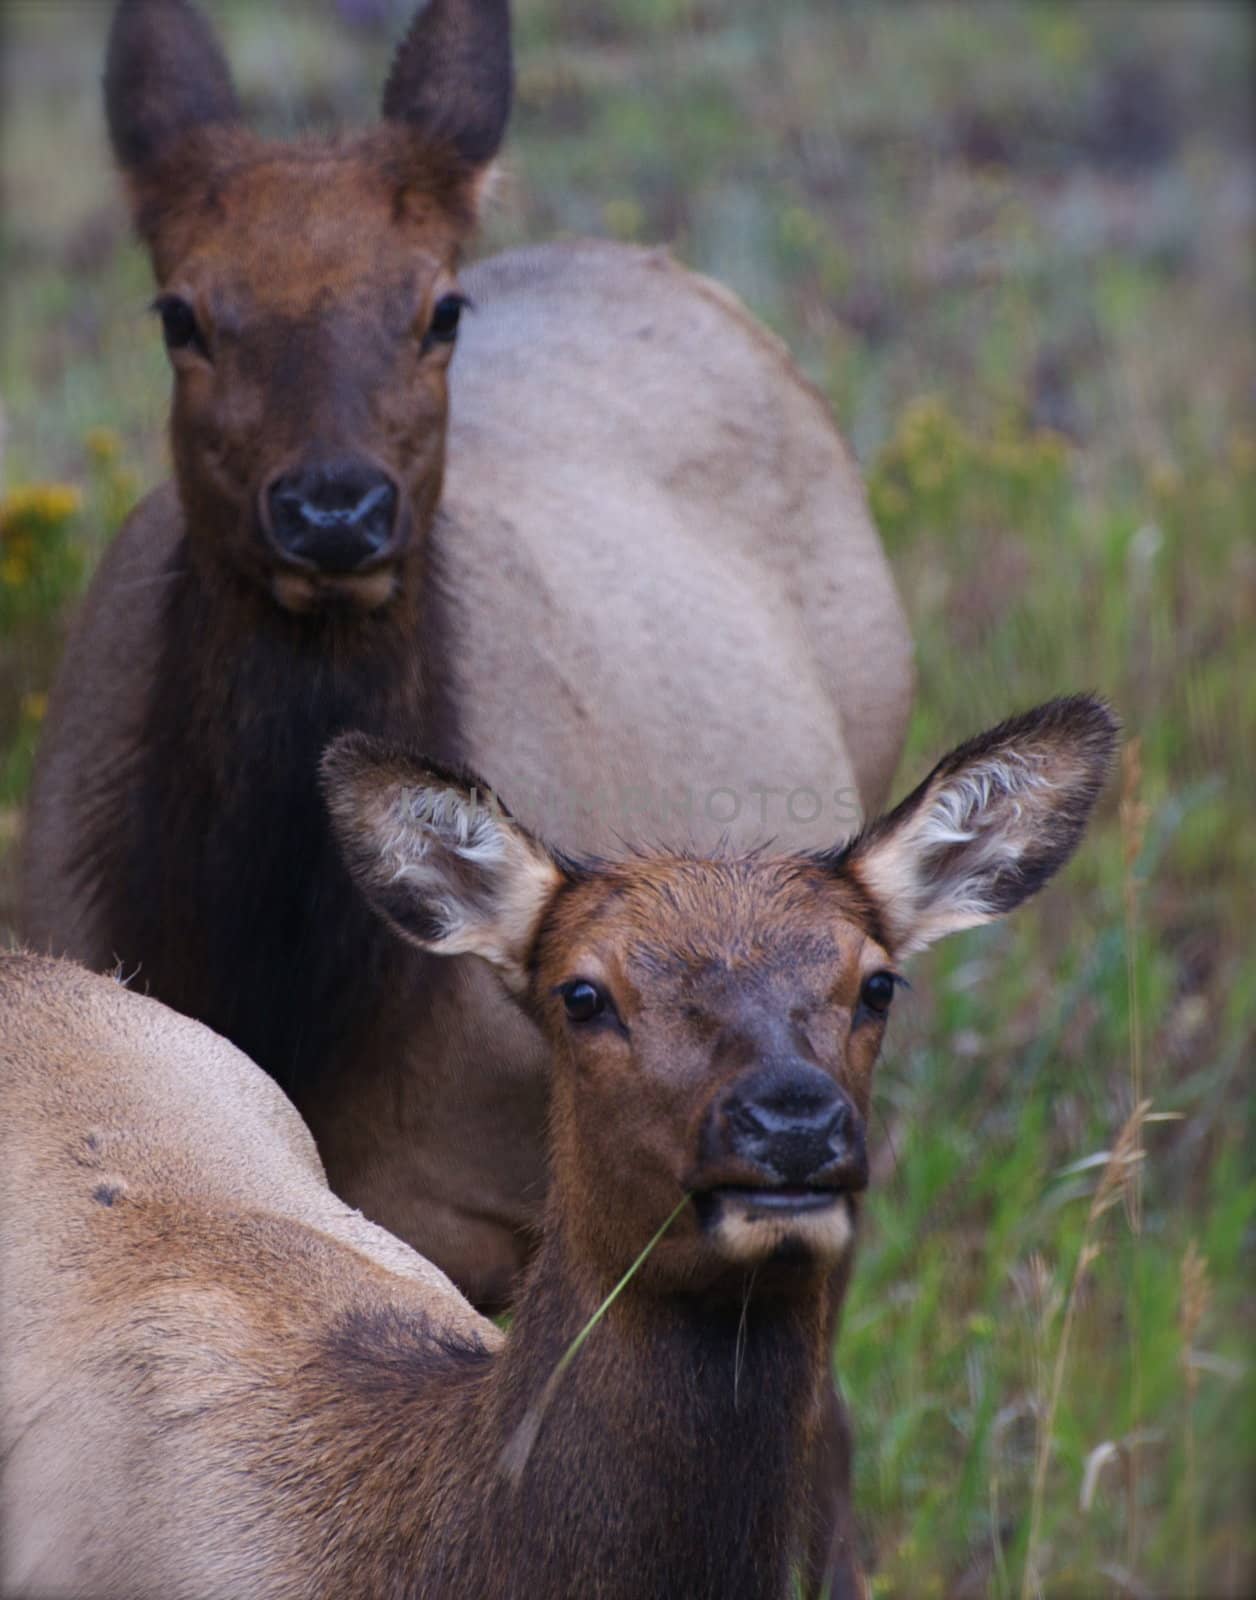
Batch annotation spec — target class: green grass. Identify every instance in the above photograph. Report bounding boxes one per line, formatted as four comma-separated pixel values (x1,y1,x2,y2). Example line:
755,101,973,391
2,3,1252,1593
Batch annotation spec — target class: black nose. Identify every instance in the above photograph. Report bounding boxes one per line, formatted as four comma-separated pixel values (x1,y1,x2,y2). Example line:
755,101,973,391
707,1062,867,1190
265,458,399,573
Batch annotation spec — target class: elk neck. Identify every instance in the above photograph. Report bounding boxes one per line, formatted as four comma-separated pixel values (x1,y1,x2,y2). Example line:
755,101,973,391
100,511,461,1094
337,1213,834,1599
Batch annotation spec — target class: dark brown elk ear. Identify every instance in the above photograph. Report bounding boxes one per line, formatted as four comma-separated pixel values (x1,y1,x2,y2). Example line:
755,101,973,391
105,0,240,177
845,696,1119,956
321,732,559,994
381,0,512,188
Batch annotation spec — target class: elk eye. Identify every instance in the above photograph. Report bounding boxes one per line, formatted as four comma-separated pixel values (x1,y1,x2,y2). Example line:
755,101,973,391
559,979,608,1024
153,295,207,358
860,971,898,1016
425,293,467,346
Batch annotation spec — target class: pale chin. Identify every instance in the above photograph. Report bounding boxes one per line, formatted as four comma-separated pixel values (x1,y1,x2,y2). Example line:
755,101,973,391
711,1195,854,1266
270,567,399,615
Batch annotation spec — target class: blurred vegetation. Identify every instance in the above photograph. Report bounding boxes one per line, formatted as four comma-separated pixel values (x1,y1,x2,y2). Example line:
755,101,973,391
1,2,1251,1594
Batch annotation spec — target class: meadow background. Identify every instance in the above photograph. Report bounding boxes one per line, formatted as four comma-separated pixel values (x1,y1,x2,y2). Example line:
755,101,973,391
1,2,1251,1594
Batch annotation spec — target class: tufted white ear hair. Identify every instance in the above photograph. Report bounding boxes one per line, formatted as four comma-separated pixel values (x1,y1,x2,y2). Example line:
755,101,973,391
321,733,560,993
845,696,1119,956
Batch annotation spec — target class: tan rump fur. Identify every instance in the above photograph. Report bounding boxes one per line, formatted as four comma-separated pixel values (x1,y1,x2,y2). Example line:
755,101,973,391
0,956,485,1600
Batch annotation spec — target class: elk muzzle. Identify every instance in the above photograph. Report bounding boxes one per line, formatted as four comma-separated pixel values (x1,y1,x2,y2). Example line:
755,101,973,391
692,1061,867,1264
265,457,401,575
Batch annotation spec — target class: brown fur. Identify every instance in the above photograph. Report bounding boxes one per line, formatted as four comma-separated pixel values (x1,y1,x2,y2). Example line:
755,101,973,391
21,0,914,1308
1,700,1116,1598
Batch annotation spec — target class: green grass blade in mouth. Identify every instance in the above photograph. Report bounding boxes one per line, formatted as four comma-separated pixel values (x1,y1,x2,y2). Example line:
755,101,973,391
499,1193,691,1485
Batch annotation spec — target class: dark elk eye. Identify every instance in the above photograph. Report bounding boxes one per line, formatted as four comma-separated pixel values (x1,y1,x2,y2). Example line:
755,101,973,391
860,971,899,1016
153,295,207,358
559,979,608,1024
425,293,468,346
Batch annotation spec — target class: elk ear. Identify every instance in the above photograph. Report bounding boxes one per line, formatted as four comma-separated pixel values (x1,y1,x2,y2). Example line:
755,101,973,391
845,696,1119,957
381,0,512,211
321,733,559,993
105,0,240,180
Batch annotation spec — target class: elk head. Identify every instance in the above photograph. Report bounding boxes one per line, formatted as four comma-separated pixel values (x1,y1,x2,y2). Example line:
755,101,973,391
324,697,1117,1296
106,0,511,614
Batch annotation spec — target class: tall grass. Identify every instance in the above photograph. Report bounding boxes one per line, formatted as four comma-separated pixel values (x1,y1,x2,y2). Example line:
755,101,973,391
1021,1099,1150,1599
1118,737,1148,1576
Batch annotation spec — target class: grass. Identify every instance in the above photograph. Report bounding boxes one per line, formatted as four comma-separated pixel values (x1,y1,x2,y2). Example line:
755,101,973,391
2,2,1252,1593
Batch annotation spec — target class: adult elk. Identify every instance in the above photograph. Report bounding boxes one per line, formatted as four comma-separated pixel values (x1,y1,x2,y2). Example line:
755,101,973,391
1,699,1117,1600
21,0,913,1308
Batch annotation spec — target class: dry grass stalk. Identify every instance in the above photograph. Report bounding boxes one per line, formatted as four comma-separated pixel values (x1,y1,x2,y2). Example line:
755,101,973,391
1179,1239,1210,1598
1118,736,1149,1227
1019,1099,1151,1600
989,1395,1036,1600
1117,735,1151,1572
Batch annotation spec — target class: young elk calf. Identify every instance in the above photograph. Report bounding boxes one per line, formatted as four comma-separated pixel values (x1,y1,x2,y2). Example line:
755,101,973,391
1,698,1115,1600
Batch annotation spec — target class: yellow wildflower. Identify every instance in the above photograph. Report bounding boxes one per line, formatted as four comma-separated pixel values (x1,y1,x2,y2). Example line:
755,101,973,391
85,426,122,463
0,482,83,535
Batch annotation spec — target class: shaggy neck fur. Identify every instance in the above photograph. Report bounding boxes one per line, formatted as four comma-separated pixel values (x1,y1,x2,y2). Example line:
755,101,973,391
98,523,457,1093
311,1219,830,1600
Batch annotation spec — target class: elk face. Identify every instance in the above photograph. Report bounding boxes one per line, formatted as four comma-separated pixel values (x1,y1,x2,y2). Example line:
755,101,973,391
513,857,891,1283
324,696,1117,1293
105,0,511,615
